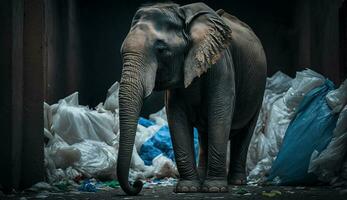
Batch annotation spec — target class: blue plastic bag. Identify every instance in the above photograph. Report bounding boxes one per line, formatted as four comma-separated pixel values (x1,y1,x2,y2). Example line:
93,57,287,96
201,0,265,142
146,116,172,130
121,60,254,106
139,118,199,165
138,117,155,127
267,80,339,185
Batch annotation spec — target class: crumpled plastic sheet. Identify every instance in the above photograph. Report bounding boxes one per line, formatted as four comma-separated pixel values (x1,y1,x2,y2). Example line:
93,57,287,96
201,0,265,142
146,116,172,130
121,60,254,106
44,82,179,185
308,104,347,184
247,69,327,184
267,80,337,185
246,71,293,172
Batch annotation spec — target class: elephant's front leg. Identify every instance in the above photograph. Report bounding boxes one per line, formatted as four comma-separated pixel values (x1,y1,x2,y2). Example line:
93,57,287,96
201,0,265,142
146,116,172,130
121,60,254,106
202,85,234,193
166,92,200,193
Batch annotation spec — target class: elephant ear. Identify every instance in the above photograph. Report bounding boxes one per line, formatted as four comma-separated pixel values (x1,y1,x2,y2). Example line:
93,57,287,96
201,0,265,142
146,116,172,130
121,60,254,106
180,3,233,87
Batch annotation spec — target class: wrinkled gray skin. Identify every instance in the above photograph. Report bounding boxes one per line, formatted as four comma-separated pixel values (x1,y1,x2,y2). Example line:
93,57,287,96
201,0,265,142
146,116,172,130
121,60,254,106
117,2,267,195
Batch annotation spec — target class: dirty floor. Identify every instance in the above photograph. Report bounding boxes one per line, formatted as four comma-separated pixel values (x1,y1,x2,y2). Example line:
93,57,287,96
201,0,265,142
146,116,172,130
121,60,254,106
1,185,347,200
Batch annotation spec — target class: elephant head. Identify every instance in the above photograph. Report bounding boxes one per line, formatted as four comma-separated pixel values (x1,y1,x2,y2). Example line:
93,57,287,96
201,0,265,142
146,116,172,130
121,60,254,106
117,2,232,195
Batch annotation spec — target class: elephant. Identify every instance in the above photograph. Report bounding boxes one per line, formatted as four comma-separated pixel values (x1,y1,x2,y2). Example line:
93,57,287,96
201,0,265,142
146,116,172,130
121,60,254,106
117,2,267,195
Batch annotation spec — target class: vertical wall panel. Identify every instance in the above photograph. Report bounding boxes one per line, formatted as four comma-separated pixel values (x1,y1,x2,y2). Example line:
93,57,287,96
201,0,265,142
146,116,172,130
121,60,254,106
0,0,44,191
21,0,45,189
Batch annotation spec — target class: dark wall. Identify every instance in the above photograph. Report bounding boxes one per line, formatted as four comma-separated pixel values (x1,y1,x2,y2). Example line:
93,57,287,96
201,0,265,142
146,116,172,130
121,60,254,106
0,0,44,191
45,0,346,109
341,0,347,82
45,0,297,109
293,0,345,84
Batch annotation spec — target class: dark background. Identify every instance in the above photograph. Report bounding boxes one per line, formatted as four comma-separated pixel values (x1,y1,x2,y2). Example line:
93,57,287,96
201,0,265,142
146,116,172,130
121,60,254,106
0,0,346,191
44,0,347,109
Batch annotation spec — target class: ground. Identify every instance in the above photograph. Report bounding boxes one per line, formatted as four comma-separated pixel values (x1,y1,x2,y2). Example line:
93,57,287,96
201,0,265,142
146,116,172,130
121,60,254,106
1,185,347,200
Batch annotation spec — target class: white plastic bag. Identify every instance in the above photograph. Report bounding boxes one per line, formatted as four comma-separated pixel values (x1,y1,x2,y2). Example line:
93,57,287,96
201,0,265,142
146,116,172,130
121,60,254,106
103,82,119,112
152,154,178,179
51,92,117,146
326,79,347,113
149,108,168,126
134,123,162,152
44,102,53,131
283,69,325,110
72,140,117,179
247,71,292,171
247,69,326,183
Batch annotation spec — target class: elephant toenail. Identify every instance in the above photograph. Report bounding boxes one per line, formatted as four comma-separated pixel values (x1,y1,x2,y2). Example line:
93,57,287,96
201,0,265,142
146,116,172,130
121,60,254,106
190,186,198,192
209,186,219,192
181,186,189,192
221,187,228,192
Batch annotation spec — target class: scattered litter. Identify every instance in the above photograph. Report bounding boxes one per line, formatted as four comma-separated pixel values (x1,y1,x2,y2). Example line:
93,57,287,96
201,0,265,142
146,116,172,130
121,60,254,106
35,191,50,199
295,186,306,190
143,177,177,188
78,179,97,192
103,180,120,188
27,182,56,192
262,190,282,197
234,188,249,195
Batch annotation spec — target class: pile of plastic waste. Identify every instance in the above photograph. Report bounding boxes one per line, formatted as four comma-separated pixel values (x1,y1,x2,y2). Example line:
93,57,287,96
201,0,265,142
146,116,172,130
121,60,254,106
247,69,347,186
42,68,347,191
43,82,180,191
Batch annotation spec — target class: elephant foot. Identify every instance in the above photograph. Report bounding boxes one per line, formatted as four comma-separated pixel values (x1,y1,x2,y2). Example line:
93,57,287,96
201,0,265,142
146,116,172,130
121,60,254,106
201,179,228,193
227,172,247,185
174,179,201,193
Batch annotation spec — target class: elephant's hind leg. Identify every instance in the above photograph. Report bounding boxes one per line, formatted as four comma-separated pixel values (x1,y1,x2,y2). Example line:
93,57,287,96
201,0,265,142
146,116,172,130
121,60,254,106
197,129,208,183
228,109,260,185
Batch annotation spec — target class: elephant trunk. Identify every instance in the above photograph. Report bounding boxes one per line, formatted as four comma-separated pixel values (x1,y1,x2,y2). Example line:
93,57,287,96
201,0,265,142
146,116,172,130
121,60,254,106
117,56,145,196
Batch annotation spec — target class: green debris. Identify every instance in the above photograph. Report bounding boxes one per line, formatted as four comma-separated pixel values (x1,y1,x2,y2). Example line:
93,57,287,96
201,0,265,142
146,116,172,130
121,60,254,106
262,190,282,197
235,188,249,195
103,180,120,188
52,180,72,191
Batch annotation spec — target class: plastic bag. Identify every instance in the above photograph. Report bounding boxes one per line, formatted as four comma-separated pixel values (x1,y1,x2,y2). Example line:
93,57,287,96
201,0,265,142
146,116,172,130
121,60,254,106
247,71,292,171
134,118,163,152
247,69,326,184
103,82,119,112
138,116,199,166
72,140,117,179
308,105,347,182
268,80,338,185
152,154,178,178
44,102,53,131
149,108,168,126
51,92,118,146
283,69,325,110
326,79,347,113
